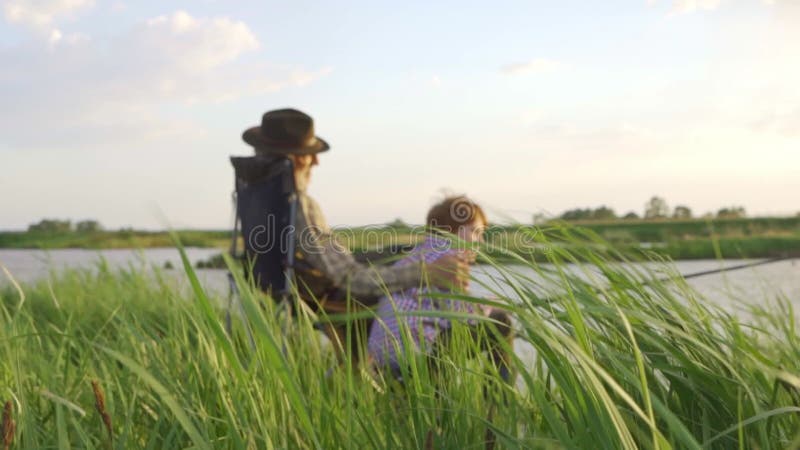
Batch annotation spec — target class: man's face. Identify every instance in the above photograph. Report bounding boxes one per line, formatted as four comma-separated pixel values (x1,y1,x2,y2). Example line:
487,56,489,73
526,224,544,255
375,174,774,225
291,153,319,190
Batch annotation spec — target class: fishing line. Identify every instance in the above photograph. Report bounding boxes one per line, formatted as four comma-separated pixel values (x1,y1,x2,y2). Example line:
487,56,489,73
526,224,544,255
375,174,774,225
661,255,796,282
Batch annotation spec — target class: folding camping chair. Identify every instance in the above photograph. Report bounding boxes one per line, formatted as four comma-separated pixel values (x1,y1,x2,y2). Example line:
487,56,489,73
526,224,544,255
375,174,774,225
226,155,377,364
226,155,297,344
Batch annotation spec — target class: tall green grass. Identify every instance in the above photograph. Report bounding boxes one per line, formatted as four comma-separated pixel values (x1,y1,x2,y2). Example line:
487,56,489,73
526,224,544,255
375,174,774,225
0,227,799,449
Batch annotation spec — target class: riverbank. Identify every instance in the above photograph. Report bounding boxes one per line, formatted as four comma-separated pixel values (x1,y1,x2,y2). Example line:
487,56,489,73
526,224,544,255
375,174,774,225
2,216,799,260
0,229,229,249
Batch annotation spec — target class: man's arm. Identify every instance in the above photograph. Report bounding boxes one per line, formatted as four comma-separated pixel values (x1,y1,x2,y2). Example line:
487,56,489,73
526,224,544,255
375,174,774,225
298,226,424,298
294,194,424,298
296,194,467,298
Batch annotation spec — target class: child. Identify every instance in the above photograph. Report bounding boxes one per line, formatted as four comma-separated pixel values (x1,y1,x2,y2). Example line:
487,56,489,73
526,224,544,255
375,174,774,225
367,195,512,378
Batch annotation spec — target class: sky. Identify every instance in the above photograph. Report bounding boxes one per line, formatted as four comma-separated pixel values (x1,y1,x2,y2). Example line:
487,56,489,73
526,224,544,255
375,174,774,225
1,0,798,230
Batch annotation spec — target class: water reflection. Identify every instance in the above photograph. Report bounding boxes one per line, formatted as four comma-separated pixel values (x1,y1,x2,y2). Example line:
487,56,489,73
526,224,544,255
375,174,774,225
1,249,798,318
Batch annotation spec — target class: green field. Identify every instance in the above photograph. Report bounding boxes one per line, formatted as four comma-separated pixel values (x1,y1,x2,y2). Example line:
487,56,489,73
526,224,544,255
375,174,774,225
557,216,800,241
1,230,799,448
489,217,800,257
2,217,800,262
0,229,230,249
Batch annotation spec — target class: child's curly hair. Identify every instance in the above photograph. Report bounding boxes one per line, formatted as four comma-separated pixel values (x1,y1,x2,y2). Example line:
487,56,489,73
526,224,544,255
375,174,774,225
426,195,487,233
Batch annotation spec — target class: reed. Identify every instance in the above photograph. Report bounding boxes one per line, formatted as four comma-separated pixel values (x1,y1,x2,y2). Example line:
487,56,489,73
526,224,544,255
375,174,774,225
91,380,113,446
1,401,13,450
0,226,798,448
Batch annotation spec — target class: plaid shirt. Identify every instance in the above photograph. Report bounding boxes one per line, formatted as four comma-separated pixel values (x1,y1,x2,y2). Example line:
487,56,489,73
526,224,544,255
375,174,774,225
367,236,478,371
292,191,424,301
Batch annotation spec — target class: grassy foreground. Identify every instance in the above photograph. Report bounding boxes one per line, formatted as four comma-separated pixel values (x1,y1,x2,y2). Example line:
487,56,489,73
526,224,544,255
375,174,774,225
1,229,799,449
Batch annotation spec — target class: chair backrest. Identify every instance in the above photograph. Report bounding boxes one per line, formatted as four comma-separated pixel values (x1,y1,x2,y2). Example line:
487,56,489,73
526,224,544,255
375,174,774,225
230,156,297,296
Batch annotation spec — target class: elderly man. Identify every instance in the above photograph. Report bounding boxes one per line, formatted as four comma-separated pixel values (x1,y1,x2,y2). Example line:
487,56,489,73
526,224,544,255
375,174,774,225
241,108,468,322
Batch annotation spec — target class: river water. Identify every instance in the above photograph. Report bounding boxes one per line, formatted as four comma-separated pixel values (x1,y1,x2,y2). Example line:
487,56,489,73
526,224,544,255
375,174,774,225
1,248,798,314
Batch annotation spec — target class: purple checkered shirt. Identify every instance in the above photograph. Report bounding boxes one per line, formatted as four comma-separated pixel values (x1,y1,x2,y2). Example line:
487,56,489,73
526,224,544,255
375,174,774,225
367,235,478,371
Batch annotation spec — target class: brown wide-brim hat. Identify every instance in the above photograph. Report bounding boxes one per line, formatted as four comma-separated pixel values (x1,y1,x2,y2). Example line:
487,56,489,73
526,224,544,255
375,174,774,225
242,108,330,155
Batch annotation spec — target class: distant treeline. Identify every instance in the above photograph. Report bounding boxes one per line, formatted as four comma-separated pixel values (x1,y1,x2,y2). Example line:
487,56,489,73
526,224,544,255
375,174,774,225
3,218,228,249
27,218,104,233
493,216,800,242
549,196,757,222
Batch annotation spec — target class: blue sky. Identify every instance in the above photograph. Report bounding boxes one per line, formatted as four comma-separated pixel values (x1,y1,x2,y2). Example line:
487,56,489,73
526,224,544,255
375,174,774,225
1,0,798,229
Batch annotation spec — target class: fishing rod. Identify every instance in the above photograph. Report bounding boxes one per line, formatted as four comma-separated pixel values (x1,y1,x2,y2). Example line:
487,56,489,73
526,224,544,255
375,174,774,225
669,255,796,281
477,254,797,308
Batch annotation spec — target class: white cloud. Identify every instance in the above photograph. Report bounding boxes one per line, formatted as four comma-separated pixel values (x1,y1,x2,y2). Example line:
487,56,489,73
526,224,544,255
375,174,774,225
750,105,800,137
519,110,543,126
501,58,561,75
669,0,722,14
649,0,787,14
120,10,259,71
2,0,93,29
47,27,61,43
0,10,331,149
